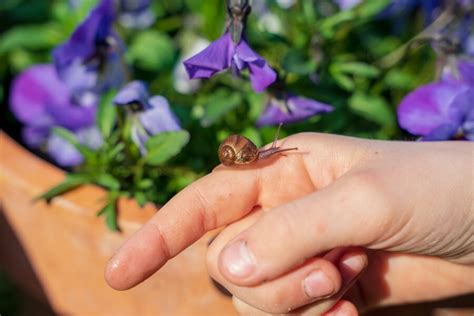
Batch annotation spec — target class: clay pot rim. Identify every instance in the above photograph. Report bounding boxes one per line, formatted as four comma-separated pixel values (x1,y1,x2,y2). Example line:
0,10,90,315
0,131,157,231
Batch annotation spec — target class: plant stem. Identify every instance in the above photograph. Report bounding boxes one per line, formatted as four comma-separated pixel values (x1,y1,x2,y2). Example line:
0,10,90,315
376,10,455,69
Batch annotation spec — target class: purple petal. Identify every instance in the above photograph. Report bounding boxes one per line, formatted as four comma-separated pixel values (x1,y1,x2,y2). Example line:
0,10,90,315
47,133,84,167
114,80,150,107
257,95,333,126
448,88,474,122
422,123,459,141
183,33,232,79
138,96,181,135
234,39,261,63
53,0,125,99
22,126,49,148
458,60,474,88
57,59,98,100
462,107,474,140
397,82,469,136
235,40,277,92
442,59,474,88
46,126,102,167
53,0,116,69
76,126,103,150
10,65,63,126
47,101,96,131
247,61,277,92
9,64,96,131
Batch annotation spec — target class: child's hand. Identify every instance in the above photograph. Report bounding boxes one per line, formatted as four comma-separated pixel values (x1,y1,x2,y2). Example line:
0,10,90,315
105,133,474,314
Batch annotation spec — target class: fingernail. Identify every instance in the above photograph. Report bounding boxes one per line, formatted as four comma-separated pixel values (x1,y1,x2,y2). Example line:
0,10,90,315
220,240,256,278
340,255,366,273
303,269,335,299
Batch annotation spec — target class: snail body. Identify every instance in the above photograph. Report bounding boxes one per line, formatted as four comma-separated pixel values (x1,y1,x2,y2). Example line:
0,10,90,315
218,124,298,166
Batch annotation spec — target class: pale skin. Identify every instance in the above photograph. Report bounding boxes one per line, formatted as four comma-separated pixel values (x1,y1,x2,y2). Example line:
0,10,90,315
105,133,474,315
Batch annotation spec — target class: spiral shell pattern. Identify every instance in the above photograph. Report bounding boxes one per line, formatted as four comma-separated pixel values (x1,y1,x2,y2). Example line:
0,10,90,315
218,135,258,166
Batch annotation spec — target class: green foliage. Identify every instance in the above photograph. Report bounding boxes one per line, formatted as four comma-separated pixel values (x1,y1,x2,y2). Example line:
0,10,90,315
97,90,117,138
35,174,89,202
53,127,95,160
349,93,396,132
3,0,442,231
200,89,243,127
0,24,62,55
96,193,119,231
127,30,176,71
145,131,190,166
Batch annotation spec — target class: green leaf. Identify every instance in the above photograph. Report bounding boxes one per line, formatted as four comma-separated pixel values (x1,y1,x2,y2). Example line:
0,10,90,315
246,92,265,121
53,127,95,161
96,194,119,232
384,69,418,90
138,179,154,189
95,174,120,190
319,10,354,38
332,73,355,91
333,62,380,78
145,131,190,166
134,191,147,208
282,50,317,75
107,142,125,159
201,89,242,127
0,24,62,55
97,90,117,138
356,0,392,18
36,174,89,202
349,93,395,128
185,0,226,39
127,30,175,71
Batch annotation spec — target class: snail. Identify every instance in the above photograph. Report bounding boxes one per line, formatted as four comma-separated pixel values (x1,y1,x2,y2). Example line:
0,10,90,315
218,124,298,166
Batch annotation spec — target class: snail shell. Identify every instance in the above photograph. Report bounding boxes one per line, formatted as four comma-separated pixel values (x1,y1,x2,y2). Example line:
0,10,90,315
218,135,258,166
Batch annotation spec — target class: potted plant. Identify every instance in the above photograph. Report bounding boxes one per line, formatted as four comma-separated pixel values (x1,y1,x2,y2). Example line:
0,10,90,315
0,131,235,315
1,0,473,315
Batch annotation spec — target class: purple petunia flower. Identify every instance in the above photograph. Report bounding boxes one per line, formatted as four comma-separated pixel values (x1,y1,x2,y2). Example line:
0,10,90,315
9,64,102,166
442,59,474,87
183,32,277,93
113,81,182,153
398,59,474,141
47,126,103,166
256,94,334,127
174,37,211,94
54,0,126,107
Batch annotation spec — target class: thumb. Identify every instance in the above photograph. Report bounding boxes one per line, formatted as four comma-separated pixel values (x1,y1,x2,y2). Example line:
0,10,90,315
218,171,395,286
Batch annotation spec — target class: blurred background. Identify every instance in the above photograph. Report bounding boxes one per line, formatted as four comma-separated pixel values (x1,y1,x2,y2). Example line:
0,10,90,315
1,0,473,315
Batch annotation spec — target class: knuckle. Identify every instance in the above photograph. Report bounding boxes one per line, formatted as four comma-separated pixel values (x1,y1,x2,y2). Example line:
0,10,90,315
347,170,384,198
148,221,172,260
188,184,217,233
342,170,397,243
344,169,392,213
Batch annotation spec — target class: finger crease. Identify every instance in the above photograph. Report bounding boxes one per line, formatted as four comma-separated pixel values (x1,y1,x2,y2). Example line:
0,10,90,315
192,185,217,233
149,221,172,260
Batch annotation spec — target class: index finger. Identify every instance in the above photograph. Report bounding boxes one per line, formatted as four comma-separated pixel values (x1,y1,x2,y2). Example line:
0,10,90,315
105,167,260,290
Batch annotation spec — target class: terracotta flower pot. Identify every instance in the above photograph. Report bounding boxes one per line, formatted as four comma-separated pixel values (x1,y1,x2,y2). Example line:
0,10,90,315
0,132,235,315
